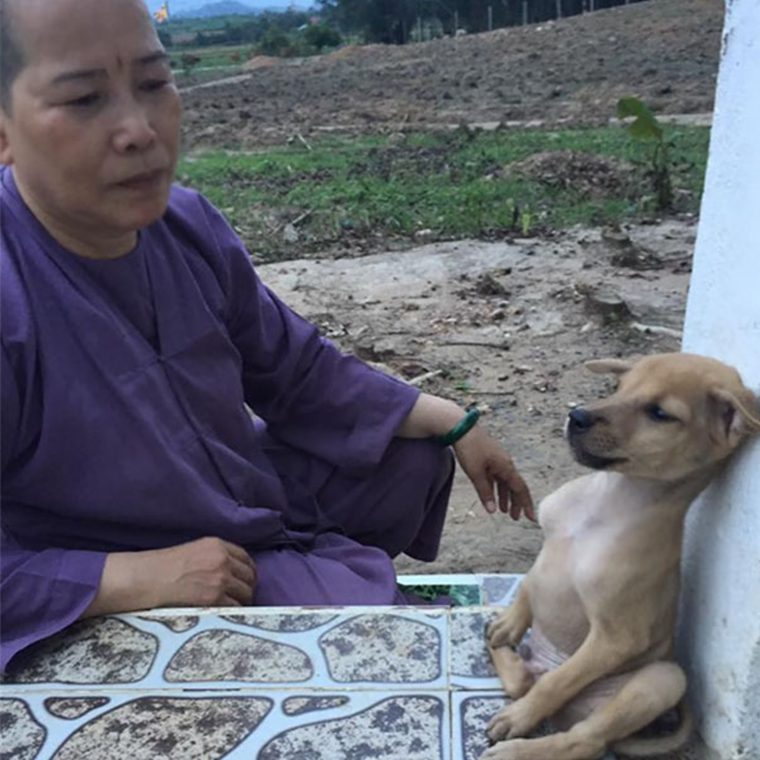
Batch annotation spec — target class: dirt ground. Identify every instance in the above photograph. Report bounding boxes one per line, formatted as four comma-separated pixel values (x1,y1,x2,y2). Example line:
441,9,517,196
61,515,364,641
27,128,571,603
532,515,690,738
177,0,723,579
258,218,696,577
180,0,723,148
180,3,724,755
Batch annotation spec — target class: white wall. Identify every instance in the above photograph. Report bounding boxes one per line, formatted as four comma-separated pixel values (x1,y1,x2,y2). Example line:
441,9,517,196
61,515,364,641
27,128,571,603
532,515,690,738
680,0,760,756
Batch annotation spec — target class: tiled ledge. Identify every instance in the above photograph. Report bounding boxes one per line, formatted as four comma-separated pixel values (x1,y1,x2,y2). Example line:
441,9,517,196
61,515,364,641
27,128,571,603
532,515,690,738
0,574,555,760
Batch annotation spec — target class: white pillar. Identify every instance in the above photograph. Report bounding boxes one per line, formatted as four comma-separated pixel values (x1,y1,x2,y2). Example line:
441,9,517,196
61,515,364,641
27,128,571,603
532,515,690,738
680,0,760,756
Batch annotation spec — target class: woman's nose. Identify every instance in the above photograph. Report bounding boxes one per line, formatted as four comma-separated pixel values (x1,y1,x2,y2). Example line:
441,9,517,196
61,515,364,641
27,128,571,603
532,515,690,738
112,102,157,153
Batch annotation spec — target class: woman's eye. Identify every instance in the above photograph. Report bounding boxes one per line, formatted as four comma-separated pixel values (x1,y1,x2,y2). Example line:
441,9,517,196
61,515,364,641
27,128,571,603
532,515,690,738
646,405,676,423
142,79,169,92
65,93,101,108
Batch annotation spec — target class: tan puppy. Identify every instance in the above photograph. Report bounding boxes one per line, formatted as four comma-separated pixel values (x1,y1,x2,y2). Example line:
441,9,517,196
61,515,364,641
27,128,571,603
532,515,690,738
483,353,760,760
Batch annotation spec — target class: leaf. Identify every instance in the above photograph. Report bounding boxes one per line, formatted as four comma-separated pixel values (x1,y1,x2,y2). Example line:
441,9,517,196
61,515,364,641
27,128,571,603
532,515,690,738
617,96,663,142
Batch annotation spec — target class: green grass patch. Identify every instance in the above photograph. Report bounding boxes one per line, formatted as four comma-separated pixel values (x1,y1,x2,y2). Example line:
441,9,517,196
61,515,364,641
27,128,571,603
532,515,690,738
178,124,710,261
401,583,483,606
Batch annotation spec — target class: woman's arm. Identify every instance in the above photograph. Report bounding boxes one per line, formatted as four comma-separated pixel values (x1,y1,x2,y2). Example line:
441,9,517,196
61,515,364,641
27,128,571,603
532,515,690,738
82,537,258,618
397,393,536,522
394,392,466,438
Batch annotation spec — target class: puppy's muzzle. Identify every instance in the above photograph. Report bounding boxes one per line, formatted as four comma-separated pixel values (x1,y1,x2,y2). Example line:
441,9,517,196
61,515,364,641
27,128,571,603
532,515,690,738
566,408,626,469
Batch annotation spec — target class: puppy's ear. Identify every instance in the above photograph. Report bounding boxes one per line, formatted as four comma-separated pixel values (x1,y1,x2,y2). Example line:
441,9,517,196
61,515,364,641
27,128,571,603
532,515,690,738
585,358,634,376
708,388,760,448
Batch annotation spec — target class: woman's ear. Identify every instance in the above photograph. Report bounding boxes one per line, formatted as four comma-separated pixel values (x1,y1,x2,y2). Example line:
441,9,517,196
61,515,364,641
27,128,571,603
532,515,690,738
0,111,14,166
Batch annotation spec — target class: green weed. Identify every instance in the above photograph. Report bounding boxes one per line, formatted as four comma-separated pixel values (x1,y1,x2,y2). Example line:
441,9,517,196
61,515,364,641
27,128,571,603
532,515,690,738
178,124,709,261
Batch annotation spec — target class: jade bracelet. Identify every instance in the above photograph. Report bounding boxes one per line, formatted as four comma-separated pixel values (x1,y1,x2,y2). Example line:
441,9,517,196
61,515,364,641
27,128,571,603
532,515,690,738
435,408,481,446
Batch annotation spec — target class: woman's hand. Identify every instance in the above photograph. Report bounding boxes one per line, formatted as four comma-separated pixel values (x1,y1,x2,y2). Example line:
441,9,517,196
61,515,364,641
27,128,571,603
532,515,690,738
149,537,258,607
453,425,535,521
396,392,535,521
82,537,257,618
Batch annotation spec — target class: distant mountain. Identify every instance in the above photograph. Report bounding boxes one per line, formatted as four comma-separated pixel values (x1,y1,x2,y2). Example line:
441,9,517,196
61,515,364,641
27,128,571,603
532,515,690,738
163,0,312,19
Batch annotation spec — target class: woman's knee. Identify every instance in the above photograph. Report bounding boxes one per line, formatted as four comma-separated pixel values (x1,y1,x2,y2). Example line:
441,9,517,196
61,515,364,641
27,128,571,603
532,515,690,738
385,437,454,488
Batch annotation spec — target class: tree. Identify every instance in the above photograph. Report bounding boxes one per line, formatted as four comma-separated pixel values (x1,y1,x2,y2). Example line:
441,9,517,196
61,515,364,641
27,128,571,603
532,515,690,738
258,28,291,56
304,23,343,51
318,0,650,40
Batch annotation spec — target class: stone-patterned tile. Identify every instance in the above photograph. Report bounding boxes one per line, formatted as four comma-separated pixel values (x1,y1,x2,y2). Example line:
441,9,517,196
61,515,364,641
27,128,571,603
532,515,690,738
138,615,200,632
451,691,510,760
4,607,449,692
449,608,502,690
220,612,339,631
258,692,448,760
480,575,523,606
6,690,449,760
43,697,110,720
0,697,47,760
451,692,620,760
318,612,446,686
164,629,314,683
281,695,350,716
4,618,158,685
10,692,273,759
51,695,272,759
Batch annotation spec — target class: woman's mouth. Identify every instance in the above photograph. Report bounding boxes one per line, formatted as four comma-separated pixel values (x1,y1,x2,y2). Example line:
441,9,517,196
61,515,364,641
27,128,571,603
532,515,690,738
116,170,165,191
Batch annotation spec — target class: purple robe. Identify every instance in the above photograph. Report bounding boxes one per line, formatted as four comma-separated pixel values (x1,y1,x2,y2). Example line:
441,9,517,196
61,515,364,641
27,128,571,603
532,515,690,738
0,167,453,671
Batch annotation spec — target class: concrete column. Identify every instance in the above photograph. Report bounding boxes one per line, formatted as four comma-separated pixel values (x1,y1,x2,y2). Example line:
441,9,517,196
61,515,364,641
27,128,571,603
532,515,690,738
679,0,760,756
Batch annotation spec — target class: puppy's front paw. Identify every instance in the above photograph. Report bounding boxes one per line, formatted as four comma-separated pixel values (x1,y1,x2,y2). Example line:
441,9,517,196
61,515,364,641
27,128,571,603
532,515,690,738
486,699,539,742
487,605,528,648
479,738,534,760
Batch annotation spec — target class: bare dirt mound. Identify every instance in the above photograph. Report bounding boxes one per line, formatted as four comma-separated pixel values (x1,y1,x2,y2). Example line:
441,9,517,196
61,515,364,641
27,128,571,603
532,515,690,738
181,0,723,149
242,55,280,71
503,150,639,198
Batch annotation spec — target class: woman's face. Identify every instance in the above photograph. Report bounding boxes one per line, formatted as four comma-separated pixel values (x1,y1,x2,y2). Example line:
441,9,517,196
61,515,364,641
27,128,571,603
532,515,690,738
0,0,182,256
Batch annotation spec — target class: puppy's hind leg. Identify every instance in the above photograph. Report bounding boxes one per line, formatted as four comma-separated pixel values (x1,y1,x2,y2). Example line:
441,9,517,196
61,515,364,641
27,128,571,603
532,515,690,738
582,661,689,757
481,661,688,760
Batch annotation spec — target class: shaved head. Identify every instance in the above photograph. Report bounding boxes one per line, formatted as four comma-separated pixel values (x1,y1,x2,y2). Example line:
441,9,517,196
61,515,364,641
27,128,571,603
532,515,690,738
0,0,180,258
0,0,156,114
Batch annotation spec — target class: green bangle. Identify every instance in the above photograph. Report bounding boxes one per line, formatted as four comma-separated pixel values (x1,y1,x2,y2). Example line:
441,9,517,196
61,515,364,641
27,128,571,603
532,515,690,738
435,408,481,446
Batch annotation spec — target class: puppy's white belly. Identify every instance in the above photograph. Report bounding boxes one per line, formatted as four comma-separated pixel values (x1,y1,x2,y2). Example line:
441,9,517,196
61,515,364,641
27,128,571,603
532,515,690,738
519,624,633,727
529,474,647,651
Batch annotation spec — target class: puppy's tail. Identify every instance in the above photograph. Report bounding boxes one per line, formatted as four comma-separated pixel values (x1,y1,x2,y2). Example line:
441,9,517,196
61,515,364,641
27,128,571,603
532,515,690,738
610,700,693,757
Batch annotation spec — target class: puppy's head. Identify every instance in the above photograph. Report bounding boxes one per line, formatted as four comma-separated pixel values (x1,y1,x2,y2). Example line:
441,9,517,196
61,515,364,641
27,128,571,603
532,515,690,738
566,353,760,481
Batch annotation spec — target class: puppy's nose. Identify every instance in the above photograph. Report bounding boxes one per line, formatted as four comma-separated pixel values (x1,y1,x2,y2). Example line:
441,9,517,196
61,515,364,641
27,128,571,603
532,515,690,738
567,408,595,433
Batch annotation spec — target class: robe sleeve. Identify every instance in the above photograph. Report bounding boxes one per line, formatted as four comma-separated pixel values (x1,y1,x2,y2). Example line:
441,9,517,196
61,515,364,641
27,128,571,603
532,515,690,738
0,530,106,672
1,346,106,672
195,194,421,471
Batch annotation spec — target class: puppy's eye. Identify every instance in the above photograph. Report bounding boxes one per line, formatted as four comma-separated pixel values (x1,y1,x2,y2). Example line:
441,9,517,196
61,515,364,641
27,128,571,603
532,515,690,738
645,404,677,423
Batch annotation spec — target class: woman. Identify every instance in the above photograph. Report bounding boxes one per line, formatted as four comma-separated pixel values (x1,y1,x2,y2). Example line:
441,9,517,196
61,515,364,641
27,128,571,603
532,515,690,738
0,0,533,671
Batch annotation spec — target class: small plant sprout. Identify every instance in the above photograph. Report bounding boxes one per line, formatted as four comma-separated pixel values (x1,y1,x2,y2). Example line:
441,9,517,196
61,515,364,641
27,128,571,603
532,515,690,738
617,96,673,211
